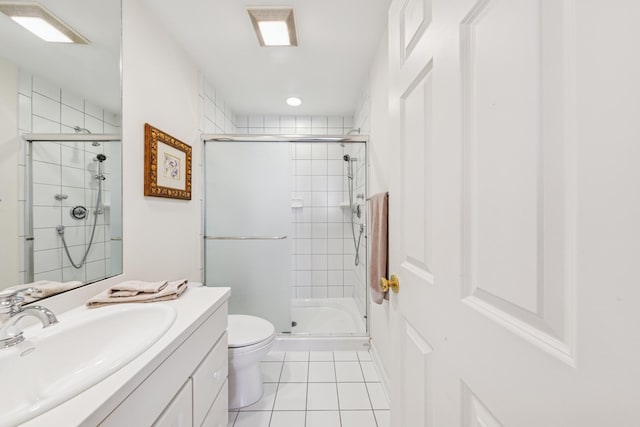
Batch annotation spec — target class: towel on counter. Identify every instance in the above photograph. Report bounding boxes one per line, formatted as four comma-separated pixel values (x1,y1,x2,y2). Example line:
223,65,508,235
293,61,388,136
108,280,168,297
86,279,189,308
4,280,83,301
369,192,389,304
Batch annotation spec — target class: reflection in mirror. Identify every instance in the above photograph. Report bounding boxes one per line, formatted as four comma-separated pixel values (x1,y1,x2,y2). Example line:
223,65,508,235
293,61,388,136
0,0,121,298
26,136,122,295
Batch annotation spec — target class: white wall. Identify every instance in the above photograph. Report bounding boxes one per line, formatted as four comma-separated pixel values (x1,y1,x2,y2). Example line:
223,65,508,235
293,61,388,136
120,0,201,282
0,57,19,288
359,32,393,386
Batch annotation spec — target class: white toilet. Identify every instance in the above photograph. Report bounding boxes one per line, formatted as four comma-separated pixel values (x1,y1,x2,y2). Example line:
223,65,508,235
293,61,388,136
227,314,276,409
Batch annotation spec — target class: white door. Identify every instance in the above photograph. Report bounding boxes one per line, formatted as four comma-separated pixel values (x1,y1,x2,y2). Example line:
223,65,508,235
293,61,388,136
387,0,640,426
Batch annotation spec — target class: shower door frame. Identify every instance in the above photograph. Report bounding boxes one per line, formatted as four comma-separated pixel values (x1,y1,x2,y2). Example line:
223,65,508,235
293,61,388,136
202,134,370,338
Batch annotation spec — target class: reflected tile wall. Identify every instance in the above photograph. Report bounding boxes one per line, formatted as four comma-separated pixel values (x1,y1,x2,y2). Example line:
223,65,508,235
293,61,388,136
18,71,121,283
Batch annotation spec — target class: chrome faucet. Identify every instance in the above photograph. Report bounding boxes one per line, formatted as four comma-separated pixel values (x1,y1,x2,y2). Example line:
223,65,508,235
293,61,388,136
0,288,58,349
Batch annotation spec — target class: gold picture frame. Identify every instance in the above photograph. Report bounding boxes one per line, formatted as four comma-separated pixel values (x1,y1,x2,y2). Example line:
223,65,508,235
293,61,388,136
144,123,192,200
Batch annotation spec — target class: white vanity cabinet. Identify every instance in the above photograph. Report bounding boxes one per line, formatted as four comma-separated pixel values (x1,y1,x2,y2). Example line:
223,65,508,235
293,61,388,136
99,301,228,427
153,379,193,427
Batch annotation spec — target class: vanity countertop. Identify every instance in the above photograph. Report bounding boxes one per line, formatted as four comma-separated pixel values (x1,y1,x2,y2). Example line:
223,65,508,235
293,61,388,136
20,284,230,427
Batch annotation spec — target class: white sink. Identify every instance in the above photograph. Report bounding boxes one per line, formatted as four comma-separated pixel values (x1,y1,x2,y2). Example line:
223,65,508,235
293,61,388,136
0,303,177,426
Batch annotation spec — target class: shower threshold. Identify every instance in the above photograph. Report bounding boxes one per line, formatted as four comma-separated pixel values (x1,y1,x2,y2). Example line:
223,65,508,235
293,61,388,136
290,298,366,334
273,298,369,352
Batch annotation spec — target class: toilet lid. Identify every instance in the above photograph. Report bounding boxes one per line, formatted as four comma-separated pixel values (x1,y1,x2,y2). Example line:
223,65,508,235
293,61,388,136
228,314,275,348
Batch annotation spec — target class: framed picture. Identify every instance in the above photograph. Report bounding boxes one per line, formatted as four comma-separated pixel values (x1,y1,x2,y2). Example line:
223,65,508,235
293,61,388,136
144,123,192,200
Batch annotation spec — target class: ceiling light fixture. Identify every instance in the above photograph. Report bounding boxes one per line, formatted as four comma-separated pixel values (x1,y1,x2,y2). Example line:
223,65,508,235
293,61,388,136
286,97,302,107
0,3,89,44
248,8,297,47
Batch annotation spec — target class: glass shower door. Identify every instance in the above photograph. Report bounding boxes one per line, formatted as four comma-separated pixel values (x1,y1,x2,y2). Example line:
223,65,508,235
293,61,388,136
204,141,291,333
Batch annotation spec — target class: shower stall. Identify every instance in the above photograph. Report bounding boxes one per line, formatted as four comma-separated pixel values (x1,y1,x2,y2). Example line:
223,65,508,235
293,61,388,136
24,134,123,284
204,135,368,347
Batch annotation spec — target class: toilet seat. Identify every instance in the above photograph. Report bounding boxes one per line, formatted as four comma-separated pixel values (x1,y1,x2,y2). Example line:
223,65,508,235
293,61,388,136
228,314,275,348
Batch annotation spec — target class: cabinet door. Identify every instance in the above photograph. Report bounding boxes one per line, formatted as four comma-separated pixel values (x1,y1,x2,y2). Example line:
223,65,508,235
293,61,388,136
192,332,228,427
200,382,228,427
153,378,193,427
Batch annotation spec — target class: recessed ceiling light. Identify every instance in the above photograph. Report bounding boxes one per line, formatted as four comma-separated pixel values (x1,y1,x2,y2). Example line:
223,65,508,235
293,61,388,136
0,3,89,44
248,8,298,47
286,97,302,107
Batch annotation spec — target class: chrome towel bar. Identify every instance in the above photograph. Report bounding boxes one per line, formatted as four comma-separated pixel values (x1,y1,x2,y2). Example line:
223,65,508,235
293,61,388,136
205,236,287,240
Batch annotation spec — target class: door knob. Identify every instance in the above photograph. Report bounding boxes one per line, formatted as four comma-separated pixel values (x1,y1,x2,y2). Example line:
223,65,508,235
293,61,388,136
380,275,400,293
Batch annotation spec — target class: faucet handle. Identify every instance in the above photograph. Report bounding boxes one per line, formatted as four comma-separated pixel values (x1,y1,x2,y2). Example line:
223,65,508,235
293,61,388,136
0,287,37,314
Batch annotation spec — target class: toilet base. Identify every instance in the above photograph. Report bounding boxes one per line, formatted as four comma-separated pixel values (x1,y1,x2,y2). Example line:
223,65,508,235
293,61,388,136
228,363,263,409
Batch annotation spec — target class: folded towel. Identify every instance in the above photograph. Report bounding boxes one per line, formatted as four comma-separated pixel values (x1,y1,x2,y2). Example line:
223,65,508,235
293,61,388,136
108,280,168,296
4,280,83,301
369,192,389,304
86,279,189,308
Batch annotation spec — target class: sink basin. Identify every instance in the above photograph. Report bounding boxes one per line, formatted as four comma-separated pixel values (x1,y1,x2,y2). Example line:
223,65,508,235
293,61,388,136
0,303,176,426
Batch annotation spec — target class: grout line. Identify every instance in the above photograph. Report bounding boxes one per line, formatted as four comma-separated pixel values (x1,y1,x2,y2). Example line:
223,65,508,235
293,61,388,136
332,355,344,427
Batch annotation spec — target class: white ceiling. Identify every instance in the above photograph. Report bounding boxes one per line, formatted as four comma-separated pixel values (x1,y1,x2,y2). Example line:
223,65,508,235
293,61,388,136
0,0,390,118
0,0,121,113
143,0,391,116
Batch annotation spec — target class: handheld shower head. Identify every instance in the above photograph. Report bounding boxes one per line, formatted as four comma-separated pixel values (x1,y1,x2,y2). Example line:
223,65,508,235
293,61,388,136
343,154,350,162
96,154,107,162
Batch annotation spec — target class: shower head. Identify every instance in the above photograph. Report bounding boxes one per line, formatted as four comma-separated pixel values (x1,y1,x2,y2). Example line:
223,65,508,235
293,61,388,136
96,154,107,162
343,154,358,162
91,141,101,147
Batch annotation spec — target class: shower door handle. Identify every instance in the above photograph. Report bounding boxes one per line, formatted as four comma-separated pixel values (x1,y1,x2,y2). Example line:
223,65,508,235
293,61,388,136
205,236,288,240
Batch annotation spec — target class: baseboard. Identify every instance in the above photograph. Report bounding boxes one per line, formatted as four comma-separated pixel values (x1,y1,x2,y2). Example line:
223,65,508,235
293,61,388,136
370,340,391,404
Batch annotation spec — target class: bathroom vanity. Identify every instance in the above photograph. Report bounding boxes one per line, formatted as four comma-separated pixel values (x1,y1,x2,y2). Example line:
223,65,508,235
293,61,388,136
16,285,230,427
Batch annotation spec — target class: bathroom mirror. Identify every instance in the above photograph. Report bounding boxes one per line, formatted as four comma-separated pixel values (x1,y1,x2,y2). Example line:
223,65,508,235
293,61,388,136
0,0,122,297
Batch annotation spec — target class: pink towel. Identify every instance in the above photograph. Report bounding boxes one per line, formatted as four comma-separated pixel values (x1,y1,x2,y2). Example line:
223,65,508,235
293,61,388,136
369,192,389,304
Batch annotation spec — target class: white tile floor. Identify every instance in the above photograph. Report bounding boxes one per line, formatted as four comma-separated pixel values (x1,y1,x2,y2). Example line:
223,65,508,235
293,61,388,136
228,351,390,427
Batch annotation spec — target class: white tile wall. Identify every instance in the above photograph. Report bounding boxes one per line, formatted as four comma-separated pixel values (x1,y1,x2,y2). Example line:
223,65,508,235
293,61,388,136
236,114,354,137
197,73,238,282
291,140,359,299
351,88,370,319
18,71,121,283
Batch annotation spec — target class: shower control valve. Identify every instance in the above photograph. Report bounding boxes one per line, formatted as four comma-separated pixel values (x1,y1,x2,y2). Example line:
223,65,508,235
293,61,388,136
70,206,88,220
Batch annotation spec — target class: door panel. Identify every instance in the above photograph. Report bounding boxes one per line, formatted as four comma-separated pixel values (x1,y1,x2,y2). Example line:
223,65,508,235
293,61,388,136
402,320,433,426
400,62,434,281
460,0,574,361
387,0,640,425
